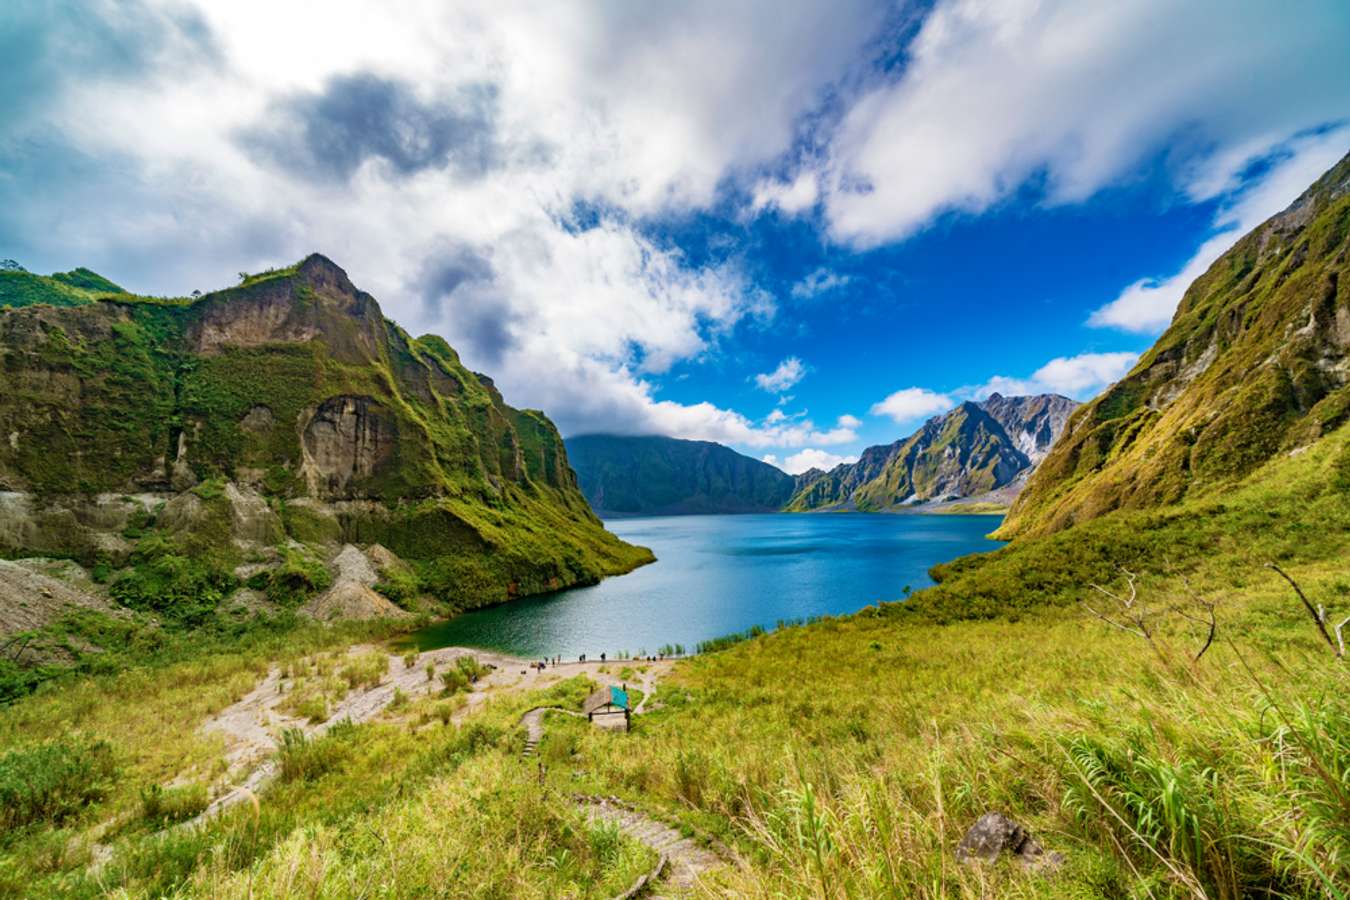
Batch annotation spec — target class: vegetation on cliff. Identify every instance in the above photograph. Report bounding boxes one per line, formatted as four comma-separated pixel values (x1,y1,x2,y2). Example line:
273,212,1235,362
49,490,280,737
0,255,650,693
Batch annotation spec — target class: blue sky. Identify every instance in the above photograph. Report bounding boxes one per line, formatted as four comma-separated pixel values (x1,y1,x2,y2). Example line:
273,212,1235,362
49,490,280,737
3,1,1349,473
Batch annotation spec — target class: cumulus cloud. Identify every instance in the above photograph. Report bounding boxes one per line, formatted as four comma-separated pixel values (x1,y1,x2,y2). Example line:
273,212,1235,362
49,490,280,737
963,351,1140,401
789,267,851,300
870,387,954,424
777,448,859,475
1088,127,1350,332
822,0,1350,246
870,350,1140,428
8,0,1347,453
755,357,806,393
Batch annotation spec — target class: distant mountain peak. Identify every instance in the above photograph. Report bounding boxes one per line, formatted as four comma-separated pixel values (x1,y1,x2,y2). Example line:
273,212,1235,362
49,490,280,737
786,392,1078,512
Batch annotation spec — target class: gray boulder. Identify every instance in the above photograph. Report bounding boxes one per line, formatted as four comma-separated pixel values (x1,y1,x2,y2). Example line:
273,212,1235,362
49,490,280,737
956,812,1063,872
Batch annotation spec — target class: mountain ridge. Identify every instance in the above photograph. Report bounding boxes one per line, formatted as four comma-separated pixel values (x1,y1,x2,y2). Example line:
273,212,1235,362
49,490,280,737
998,149,1350,538
0,253,651,623
565,433,798,515
786,393,1077,512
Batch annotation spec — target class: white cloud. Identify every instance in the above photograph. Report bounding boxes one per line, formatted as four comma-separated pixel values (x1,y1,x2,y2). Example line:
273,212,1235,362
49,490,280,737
963,351,1140,401
751,170,819,215
761,453,781,468
1088,127,1350,332
2,0,886,443
822,0,1350,246
779,448,858,475
837,413,862,429
870,387,954,424
789,267,852,300
754,357,806,393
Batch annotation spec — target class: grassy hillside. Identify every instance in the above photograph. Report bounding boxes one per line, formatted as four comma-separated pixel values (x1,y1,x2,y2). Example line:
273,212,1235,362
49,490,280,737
1000,150,1350,539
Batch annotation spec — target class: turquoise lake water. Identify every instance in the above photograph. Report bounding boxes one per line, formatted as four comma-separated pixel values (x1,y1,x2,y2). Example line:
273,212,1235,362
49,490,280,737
407,513,1004,659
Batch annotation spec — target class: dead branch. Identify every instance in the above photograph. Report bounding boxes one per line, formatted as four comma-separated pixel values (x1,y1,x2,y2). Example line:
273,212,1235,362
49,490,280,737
1173,603,1217,662
1086,568,1152,638
1084,568,1221,663
1267,563,1342,657
1174,575,1218,662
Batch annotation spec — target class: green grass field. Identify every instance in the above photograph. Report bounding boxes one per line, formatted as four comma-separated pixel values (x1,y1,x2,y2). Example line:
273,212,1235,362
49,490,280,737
2,424,1348,897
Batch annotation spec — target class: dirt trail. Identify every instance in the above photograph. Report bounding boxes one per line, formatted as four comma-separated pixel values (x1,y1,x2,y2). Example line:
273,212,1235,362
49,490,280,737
177,645,723,894
194,647,674,825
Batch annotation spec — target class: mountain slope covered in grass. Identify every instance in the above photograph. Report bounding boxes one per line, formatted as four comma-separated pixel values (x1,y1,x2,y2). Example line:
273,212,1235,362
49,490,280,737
0,265,126,308
565,434,797,515
0,255,649,676
1000,150,1350,538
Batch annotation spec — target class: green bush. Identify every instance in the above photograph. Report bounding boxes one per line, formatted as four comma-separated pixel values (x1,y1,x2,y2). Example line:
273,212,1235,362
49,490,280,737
140,782,209,825
109,535,238,626
278,722,358,783
339,651,388,689
373,565,421,609
440,668,470,695
0,737,118,831
257,547,332,607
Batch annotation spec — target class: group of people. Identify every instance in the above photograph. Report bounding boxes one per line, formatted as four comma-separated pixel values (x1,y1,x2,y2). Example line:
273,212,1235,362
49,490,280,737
529,651,669,672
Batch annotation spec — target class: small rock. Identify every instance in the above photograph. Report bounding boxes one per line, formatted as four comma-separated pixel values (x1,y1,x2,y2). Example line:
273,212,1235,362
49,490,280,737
956,811,1064,873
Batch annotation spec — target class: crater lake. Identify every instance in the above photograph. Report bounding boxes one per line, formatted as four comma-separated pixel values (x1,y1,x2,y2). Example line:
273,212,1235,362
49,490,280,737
408,513,1004,659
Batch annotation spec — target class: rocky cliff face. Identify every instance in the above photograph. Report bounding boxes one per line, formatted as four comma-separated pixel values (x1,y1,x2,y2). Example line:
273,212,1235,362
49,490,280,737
999,150,1350,538
565,434,796,515
0,254,650,623
786,394,1076,512
980,393,1078,465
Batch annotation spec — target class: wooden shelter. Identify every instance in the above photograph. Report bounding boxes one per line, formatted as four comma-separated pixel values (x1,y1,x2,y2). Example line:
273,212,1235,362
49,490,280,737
585,684,631,727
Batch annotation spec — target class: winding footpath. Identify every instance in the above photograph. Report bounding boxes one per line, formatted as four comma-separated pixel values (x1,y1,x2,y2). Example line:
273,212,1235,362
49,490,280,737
517,668,732,898
162,647,726,896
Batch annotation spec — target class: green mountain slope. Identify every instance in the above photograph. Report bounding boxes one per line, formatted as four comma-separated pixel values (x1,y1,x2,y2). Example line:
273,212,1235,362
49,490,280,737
999,150,1350,538
0,254,650,618
0,266,125,308
565,434,797,514
787,394,1075,511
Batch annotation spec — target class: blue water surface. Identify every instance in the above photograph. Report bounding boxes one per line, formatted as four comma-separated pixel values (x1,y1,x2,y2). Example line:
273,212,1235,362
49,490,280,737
408,513,1003,658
